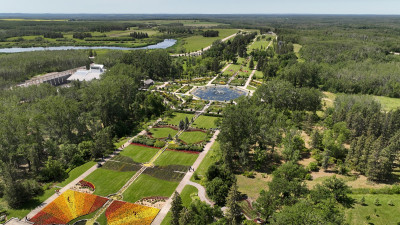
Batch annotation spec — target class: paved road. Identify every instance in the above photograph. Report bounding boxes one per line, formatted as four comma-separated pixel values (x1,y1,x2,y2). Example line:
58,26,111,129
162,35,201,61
152,130,220,225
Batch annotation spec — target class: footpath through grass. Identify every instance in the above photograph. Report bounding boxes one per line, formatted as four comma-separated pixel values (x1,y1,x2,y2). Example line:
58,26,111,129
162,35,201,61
123,174,179,203
181,185,199,207
85,168,136,197
191,141,220,183
346,194,400,225
155,150,198,167
120,145,160,163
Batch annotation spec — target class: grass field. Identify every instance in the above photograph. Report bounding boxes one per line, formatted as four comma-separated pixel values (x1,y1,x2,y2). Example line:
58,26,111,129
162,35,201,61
346,194,400,225
149,127,178,139
191,141,221,183
236,173,271,199
59,161,97,187
223,64,241,76
123,174,179,203
192,115,219,129
181,185,199,206
120,145,160,163
85,169,136,197
373,95,400,111
164,112,195,126
161,212,172,225
155,151,198,166
182,29,238,52
179,131,207,144
249,37,272,52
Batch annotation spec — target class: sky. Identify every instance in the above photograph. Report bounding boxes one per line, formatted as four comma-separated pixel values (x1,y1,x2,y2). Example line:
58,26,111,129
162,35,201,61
1,0,399,14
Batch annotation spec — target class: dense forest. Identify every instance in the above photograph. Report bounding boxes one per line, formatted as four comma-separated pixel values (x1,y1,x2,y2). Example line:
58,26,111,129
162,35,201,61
0,50,90,86
0,50,178,208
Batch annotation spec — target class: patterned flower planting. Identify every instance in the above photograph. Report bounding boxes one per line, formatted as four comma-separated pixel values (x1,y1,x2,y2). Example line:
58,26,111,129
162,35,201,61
106,200,160,225
30,190,108,225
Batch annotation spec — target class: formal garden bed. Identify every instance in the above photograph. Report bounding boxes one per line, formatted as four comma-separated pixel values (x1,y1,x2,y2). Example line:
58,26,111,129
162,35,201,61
105,200,159,225
182,99,207,111
211,75,230,85
175,77,212,86
136,196,169,209
230,77,246,86
30,190,108,225
176,85,193,94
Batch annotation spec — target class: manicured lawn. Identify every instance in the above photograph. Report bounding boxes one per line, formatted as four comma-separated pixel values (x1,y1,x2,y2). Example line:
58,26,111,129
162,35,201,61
59,161,97,187
123,174,179,203
179,131,207,144
223,64,241,76
191,141,220,183
154,151,198,166
254,70,263,79
120,145,160,163
192,115,219,129
165,112,195,126
149,127,178,139
182,29,238,52
346,194,400,225
85,168,135,197
181,185,199,207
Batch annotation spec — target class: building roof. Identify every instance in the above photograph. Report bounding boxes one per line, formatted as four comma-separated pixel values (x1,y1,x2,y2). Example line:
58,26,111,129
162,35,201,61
144,79,154,85
67,64,105,82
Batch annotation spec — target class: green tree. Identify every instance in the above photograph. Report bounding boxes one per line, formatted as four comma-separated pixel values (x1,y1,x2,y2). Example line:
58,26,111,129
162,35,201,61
225,185,243,225
171,191,183,225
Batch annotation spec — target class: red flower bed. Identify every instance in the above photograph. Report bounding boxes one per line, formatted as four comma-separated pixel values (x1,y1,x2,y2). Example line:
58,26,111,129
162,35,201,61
79,180,95,191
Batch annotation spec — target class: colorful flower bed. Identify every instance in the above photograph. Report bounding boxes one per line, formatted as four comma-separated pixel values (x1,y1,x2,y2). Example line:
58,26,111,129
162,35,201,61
106,200,160,225
79,180,95,191
30,190,108,225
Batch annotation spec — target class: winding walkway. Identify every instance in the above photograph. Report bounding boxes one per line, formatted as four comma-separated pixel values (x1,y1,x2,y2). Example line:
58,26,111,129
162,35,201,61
187,181,214,206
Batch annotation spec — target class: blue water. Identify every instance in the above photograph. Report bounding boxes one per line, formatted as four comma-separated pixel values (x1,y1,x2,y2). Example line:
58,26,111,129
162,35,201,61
192,86,247,101
0,39,177,53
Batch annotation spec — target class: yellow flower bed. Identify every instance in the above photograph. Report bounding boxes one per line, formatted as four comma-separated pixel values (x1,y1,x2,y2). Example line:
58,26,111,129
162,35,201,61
106,200,160,225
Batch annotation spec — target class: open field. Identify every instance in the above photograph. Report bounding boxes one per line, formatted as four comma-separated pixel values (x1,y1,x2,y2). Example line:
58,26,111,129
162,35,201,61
155,150,198,166
164,112,195,126
237,173,272,199
123,174,179,203
192,115,219,129
374,95,400,111
179,131,207,144
346,194,400,225
120,145,160,163
149,127,179,139
181,29,238,52
85,169,136,197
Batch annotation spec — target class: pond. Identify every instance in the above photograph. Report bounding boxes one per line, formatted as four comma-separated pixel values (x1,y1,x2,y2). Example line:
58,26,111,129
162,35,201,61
192,86,247,101
0,39,177,53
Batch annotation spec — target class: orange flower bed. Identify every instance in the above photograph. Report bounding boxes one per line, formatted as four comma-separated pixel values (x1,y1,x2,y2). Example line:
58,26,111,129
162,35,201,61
106,200,160,225
30,190,108,225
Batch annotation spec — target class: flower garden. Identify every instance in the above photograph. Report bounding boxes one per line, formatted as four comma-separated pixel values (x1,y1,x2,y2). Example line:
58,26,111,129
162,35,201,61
30,190,108,225
106,200,159,225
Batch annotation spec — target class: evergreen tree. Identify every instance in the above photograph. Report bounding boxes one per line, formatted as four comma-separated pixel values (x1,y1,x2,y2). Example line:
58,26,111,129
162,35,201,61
225,185,242,225
249,58,254,69
171,191,183,225
179,120,185,131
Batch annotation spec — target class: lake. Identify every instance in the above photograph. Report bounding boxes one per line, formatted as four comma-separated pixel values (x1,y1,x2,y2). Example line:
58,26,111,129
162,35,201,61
0,39,177,53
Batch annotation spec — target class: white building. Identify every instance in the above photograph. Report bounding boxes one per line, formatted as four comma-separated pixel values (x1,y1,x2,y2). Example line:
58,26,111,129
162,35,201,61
67,64,105,82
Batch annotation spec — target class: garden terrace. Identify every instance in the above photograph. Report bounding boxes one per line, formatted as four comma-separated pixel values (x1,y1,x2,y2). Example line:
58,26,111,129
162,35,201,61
163,112,195,126
179,131,208,144
154,150,199,166
121,144,161,163
191,115,220,129
123,174,179,203
182,99,207,111
176,85,193,94
84,169,136,197
175,77,212,86
148,127,178,139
